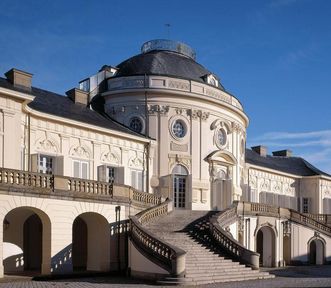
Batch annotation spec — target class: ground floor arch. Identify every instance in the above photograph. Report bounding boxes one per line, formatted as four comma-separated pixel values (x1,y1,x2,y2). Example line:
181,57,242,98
308,237,325,265
72,212,110,272
256,225,276,267
2,206,51,275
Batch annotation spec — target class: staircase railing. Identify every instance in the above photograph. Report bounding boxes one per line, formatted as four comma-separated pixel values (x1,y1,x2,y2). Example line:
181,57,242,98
209,203,260,270
130,199,186,276
302,213,331,225
239,202,331,237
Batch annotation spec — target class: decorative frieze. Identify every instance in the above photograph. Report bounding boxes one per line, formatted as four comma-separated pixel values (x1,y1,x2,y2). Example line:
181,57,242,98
248,168,297,196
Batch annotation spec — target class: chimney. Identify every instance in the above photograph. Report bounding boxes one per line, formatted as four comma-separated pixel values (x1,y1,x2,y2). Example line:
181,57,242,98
272,149,293,157
251,145,267,157
5,68,33,90
66,88,89,106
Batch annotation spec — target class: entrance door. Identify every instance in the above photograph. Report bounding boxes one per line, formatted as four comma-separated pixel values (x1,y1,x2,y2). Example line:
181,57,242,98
174,175,186,208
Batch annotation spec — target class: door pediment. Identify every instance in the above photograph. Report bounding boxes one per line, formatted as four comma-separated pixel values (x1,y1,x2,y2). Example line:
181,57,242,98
205,150,237,166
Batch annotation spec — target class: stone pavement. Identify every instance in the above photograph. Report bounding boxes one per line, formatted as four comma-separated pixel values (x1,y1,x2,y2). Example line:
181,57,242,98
0,265,331,287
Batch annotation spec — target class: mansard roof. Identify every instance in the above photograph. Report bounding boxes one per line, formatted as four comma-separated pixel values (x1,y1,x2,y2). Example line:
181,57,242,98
0,77,144,137
245,148,331,177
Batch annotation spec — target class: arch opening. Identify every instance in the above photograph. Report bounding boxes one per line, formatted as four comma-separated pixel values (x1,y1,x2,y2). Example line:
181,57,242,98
72,212,110,272
309,238,324,265
256,226,276,267
3,207,51,276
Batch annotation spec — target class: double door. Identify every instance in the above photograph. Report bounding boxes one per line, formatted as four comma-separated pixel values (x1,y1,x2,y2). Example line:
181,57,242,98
173,175,186,208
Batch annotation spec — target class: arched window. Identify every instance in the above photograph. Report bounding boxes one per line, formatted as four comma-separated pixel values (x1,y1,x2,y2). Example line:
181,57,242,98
172,164,188,175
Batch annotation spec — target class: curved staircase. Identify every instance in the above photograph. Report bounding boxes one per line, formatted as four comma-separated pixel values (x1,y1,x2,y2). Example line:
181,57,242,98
144,210,273,285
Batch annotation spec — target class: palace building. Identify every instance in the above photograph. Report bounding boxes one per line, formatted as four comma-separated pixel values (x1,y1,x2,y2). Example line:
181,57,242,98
0,39,330,284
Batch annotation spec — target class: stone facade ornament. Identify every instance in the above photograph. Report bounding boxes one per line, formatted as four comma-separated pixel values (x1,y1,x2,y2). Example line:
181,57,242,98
186,109,210,121
169,154,191,172
70,145,90,159
129,156,144,168
147,105,169,116
101,151,120,165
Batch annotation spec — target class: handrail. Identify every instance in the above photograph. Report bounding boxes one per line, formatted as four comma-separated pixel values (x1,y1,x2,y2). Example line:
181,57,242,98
132,188,161,206
130,199,186,276
302,213,331,225
239,202,331,237
209,204,260,270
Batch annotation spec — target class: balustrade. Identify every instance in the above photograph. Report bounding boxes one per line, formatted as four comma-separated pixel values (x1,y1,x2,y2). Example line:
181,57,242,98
0,168,53,189
132,189,161,205
130,199,186,276
209,205,260,270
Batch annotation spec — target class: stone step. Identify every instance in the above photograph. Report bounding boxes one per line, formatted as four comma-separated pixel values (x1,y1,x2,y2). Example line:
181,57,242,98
145,210,273,285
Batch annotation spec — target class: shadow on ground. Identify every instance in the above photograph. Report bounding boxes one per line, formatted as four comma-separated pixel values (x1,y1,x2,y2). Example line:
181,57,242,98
263,265,331,278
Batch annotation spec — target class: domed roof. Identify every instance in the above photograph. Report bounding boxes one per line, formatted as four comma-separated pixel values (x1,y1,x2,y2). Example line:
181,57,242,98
114,40,225,91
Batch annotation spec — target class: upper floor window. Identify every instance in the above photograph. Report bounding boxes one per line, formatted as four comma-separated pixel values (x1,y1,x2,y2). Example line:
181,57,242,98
206,74,219,87
129,117,143,133
73,160,89,179
39,155,53,174
172,120,186,138
303,198,310,213
217,128,227,147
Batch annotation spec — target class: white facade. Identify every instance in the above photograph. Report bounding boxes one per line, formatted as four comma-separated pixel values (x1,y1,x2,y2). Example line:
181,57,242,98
0,40,330,278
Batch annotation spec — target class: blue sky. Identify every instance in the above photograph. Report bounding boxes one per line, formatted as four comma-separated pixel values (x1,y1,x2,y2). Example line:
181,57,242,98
0,0,331,173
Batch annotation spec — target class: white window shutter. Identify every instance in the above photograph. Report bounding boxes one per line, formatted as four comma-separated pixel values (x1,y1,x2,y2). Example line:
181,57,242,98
31,154,39,172
55,156,64,176
116,167,125,184
73,161,80,178
97,165,107,182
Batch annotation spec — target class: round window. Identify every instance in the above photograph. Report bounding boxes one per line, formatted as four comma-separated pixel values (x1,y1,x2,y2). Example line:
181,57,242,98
129,117,143,133
217,128,227,147
172,120,186,138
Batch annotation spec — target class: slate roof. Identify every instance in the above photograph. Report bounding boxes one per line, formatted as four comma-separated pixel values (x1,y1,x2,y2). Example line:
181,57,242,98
115,50,226,91
0,77,145,137
245,148,331,177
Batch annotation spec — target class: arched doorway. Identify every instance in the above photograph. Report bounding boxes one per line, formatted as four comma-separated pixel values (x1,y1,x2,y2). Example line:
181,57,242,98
172,165,188,209
72,217,87,271
309,238,325,265
72,212,110,272
256,226,276,267
23,214,42,271
3,207,51,275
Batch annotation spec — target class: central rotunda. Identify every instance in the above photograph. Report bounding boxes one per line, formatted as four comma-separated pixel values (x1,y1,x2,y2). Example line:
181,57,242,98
93,39,249,211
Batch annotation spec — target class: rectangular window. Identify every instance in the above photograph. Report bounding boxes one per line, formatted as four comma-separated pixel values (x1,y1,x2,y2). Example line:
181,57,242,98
303,197,309,213
39,155,54,174
107,166,116,182
73,160,89,179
